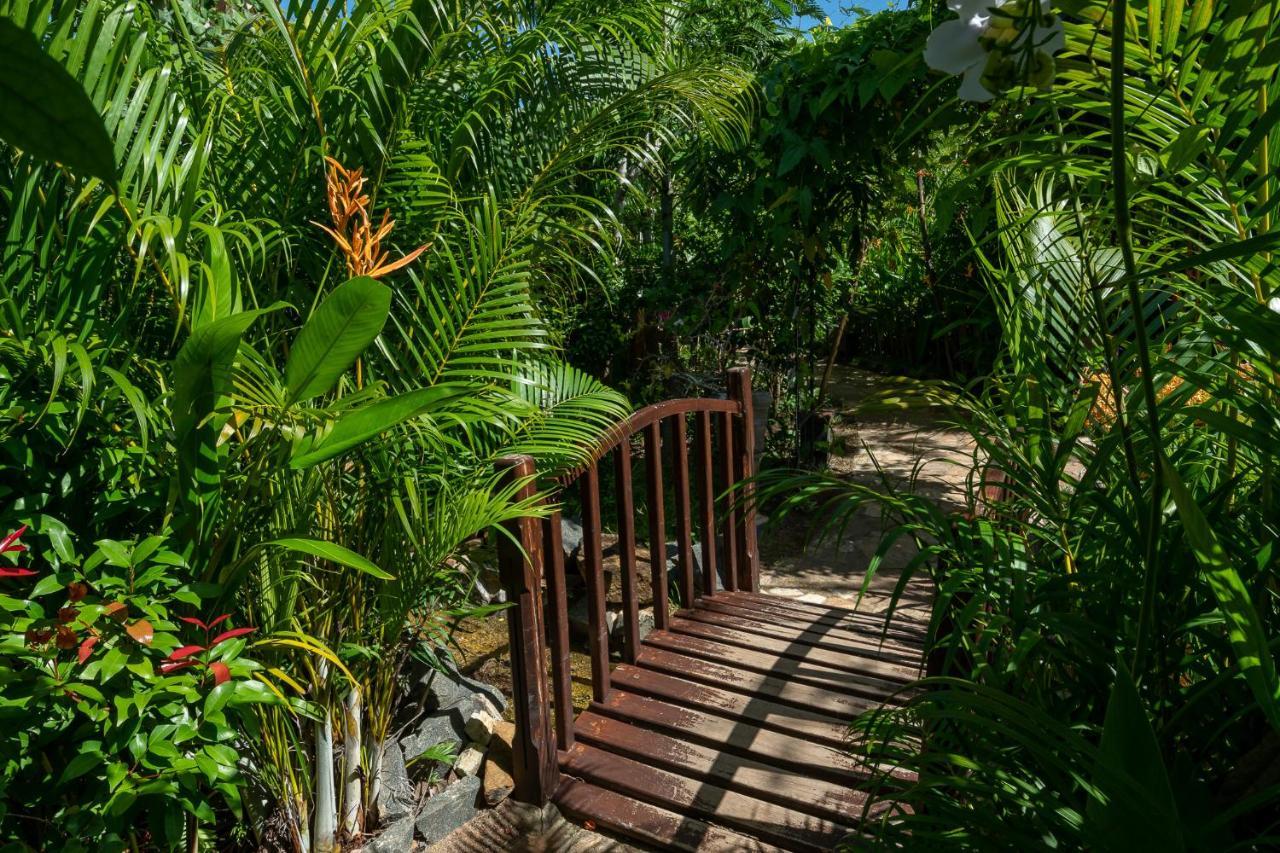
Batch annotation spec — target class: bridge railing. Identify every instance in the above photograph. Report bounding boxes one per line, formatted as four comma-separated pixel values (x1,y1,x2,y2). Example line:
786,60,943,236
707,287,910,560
493,367,760,805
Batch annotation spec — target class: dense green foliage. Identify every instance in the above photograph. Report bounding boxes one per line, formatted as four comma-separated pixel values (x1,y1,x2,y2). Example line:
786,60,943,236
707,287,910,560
8,0,1280,848
0,0,746,848
760,0,1280,847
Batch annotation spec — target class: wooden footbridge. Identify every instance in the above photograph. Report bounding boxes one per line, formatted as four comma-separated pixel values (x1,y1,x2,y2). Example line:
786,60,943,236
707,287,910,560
494,368,926,851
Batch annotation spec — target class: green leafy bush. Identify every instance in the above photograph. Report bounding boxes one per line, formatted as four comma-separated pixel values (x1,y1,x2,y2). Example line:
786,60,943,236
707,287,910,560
0,526,273,850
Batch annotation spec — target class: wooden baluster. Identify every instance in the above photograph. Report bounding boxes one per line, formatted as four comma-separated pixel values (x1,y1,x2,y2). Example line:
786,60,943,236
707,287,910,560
542,509,574,749
669,416,696,609
694,410,718,599
494,456,557,804
644,420,669,630
718,410,739,592
727,367,760,592
580,463,610,702
614,442,640,664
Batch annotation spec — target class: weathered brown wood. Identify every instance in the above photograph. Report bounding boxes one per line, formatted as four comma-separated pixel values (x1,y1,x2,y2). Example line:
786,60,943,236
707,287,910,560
666,615,918,682
494,456,557,805
668,416,696,609
590,690,870,788
695,594,926,651
643,421,669,630
727,367,760,592
574,710,870,826
717,409,739,593
542,510,575,749
643,630,907,699
633,644,872,719
555,777,782,853
608,663,854,748
724,591,929,645
555,396,742,487
694,410,717,599
560,742,849,852
614,443,640,664
580,463,610,702
682,602,923,666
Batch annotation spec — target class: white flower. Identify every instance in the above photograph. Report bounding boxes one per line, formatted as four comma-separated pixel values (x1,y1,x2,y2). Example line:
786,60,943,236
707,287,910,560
924,0,1065,102
1269,296,1280,314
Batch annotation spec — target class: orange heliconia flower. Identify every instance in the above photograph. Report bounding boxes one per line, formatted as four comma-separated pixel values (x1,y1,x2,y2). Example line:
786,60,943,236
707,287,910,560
313,157,429,279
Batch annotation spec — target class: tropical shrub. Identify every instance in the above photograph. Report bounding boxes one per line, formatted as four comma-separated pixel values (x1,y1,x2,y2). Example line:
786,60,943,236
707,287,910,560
0,526,273,851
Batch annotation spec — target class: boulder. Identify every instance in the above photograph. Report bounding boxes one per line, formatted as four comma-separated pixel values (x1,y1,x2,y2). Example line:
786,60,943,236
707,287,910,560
406,653,507,716
400,713,463,768
414,775,481,845
375,741,416,822
364,815,415,853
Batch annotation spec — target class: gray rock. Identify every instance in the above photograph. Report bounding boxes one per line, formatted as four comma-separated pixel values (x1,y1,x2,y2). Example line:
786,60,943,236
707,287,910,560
561,516,584,564
400,713,463,766
365,815,415,853
408,654,507,715
608,607,656,646
376,741,416,822
414,775,481,844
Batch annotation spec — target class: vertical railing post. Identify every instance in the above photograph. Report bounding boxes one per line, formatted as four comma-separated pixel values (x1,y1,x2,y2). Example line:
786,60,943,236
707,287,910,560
727,367,760,592
494,456,558,805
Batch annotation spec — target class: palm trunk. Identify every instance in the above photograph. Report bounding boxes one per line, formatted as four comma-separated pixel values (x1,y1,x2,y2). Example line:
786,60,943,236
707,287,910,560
368,737,386,825
341,685,363,838
660,169,673,288
313,663,337,853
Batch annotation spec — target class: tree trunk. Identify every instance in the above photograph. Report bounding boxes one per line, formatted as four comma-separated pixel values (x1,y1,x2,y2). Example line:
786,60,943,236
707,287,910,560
660,169,674,288
313,663,337,853
341,685,363,838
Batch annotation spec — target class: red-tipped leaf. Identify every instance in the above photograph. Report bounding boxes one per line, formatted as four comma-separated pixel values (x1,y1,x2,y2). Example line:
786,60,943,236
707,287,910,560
126,619,153,646
159,660,198,675
208,614,231,630
179,616,208,630
78,636,99,665
168,644,206,661
0,567,36,578
208,661,231,686
0,526,28,554
210,626,256,647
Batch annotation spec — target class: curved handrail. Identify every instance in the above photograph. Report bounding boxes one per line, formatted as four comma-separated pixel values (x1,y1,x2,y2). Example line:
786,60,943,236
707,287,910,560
553,396,741,486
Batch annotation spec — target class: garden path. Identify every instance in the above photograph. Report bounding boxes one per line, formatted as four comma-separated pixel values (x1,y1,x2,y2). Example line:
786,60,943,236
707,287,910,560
759,365,974,624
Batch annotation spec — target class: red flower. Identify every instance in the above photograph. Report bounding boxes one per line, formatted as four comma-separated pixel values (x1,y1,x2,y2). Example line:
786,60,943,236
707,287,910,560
66,582,88,602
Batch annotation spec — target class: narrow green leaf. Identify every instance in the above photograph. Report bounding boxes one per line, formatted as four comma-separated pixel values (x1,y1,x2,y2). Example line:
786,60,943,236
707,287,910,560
288,384,470,469
264,538,393,580
0,19,116,184
284,277,391,404
1164,459,1280,731
1086,661,1182,848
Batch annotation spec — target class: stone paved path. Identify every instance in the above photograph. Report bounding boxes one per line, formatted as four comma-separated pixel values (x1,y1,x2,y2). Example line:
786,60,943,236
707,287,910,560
759,366,975,624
